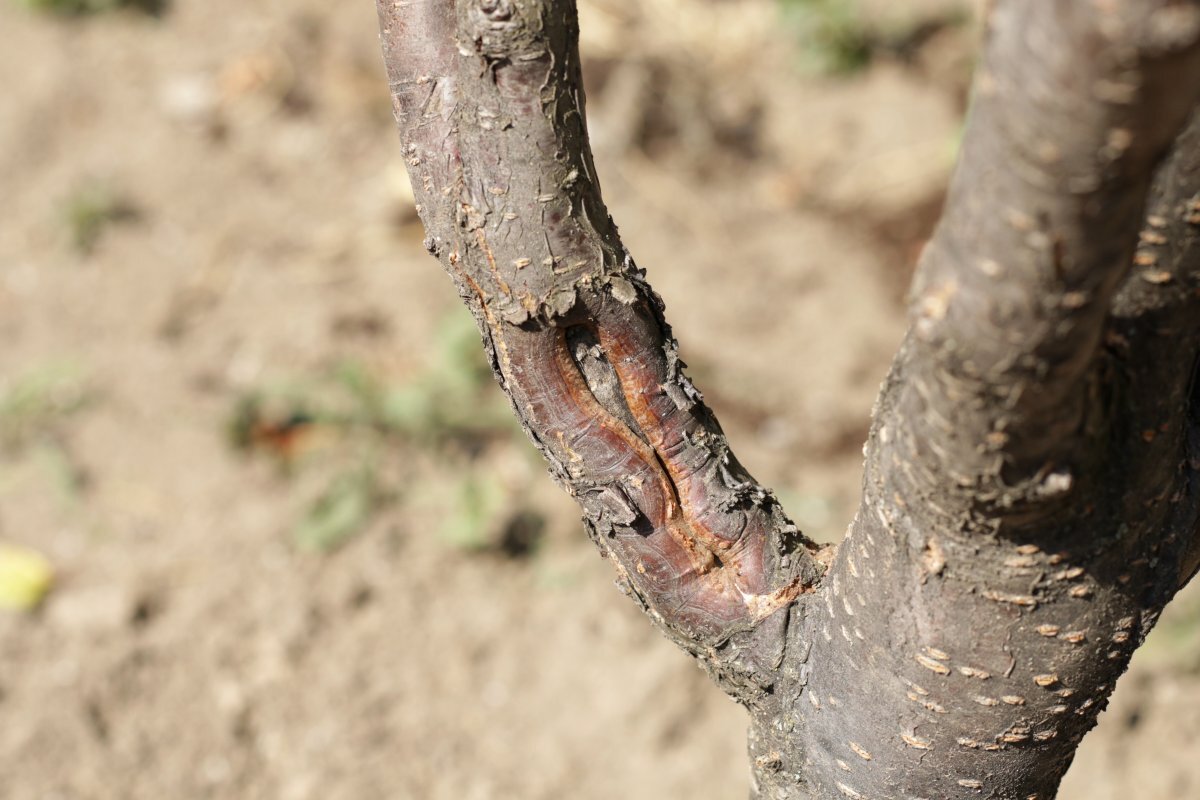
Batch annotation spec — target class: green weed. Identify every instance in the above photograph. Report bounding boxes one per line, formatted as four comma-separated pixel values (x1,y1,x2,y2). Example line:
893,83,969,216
17,0,168,17
780,0,872,75
372,314,515,444
229,311,533,554
60,182,138,255
779,0,969,76
0,363,89,451
438,474,507,552
0,364,91,509
294,465,381,552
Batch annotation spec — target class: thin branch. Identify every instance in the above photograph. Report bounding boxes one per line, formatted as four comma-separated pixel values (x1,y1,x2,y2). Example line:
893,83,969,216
375,0,825,677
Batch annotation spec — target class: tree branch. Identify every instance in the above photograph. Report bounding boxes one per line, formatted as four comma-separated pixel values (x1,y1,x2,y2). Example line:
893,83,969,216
748,5,1200,799
894,0,1200,531
375,0,825,686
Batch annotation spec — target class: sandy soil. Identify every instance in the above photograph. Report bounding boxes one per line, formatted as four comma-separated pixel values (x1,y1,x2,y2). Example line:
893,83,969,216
0,1,1197,798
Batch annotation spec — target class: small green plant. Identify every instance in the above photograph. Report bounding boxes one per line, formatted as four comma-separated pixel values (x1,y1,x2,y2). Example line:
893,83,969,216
17,0,168,16
369,314,516,444
779,0,969,76
438,474,507,552
229,312,534,553
780,0,873,75
60,181,138,255
294,465,382,552
0,363,89,451
0,364,91,509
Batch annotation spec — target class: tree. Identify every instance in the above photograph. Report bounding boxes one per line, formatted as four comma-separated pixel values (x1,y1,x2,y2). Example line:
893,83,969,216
375,0,1200,797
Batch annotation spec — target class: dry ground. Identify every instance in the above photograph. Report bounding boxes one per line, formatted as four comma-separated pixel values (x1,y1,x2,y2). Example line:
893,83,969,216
0,1,1197,798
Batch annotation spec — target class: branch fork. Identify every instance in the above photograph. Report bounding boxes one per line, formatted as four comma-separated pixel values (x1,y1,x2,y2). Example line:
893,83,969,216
378,1,1200,797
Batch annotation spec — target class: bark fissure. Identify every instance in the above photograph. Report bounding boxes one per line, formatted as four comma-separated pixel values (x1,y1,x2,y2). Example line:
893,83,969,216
376,0,1200,797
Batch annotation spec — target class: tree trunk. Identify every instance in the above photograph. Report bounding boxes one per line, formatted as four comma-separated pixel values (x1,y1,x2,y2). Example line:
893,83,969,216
375,1,1200,797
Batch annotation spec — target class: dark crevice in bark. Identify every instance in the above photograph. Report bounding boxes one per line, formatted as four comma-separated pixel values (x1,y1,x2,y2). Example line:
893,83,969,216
1190,358,1200,479
1179,354,1200,586
564,324,644,438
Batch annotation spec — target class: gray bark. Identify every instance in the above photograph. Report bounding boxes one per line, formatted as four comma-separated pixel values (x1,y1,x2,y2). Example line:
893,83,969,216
375,1,1200,797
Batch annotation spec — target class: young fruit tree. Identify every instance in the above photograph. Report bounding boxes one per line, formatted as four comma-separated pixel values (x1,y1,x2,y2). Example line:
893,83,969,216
375,0,1200,797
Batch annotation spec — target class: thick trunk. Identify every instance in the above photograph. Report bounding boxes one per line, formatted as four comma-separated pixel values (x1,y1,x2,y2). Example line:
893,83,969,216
376,1,1200,798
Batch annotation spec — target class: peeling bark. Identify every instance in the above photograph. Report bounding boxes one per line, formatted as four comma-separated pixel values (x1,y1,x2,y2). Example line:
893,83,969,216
375,1,1200,798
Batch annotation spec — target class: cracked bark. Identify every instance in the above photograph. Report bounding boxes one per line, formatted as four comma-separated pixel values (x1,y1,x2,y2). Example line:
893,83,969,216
375,1,1200,798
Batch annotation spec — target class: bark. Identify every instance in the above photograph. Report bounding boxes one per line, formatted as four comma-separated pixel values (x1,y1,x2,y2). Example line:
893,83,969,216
375,1,1200,798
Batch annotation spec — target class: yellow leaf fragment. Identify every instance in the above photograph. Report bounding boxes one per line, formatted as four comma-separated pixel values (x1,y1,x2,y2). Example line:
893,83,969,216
0,544,54,611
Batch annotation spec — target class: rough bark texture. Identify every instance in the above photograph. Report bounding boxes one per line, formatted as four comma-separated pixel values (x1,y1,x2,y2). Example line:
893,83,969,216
376,1,1200,798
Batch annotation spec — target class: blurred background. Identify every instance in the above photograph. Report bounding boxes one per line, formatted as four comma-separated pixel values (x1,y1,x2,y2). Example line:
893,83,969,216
1,0,1198,798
